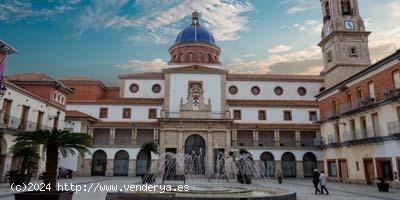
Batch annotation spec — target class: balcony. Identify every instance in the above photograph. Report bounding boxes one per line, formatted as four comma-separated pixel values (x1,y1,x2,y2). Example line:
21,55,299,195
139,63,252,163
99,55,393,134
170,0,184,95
160,110,231,120
0,112,52,131
325,126,399,148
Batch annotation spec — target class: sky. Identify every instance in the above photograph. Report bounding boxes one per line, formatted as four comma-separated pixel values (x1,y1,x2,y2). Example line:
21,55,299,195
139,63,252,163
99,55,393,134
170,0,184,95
1,0,400,85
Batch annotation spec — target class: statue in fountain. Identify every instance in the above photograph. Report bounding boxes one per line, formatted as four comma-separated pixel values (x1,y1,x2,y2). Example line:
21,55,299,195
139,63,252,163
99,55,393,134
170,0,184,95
228,149,254,184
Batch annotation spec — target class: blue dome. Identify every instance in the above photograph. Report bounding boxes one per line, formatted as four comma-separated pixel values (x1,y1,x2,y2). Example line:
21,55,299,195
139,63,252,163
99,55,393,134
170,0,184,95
175,25,216,45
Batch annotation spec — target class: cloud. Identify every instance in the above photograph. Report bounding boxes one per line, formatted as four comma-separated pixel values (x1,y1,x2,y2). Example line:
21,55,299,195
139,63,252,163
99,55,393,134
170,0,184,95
268,45,293,53
282,0,319,14
0,0,79,22
386,2,400,17
115,58,167,72
292,19,322,33
76,0,253,43
229,46,322,74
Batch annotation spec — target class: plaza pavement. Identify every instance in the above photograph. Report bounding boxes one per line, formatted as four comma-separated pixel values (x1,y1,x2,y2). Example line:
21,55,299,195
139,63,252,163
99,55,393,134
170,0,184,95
0,177,399,200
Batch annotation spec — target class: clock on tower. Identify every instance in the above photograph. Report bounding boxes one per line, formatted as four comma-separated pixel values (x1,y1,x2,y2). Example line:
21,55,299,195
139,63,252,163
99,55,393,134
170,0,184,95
319,0,371,88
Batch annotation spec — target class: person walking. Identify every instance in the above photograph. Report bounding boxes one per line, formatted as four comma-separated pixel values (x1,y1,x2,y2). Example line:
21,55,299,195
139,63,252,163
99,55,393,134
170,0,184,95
312,169,321,194
320,170,329,195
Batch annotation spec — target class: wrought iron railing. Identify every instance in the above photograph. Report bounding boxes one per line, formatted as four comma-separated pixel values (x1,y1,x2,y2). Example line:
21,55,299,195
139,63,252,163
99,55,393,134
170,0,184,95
0,111,53,131
387,121,400,135
160,110,231,119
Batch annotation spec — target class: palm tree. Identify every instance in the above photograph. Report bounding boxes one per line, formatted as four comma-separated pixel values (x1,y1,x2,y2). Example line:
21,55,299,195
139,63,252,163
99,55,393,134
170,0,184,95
139,141,159,173
14,129,91,191
9,141,39,175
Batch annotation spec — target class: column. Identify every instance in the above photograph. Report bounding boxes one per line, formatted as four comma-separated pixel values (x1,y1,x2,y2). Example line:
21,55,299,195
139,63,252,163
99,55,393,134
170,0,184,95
109,128,115,146
207,129,213,176
153,129,159,144
253,129,259,147
295,130,301,147
131,129,136,145
232,130,238,147
133,128,137,146
0,155,12,182
177,130,184,174
274,130,280,147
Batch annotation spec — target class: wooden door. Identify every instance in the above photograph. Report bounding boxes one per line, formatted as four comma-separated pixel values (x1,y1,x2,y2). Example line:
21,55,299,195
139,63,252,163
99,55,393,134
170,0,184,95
19,106,29,130
339,160,349,181
363,159,375,184
2,99,12,124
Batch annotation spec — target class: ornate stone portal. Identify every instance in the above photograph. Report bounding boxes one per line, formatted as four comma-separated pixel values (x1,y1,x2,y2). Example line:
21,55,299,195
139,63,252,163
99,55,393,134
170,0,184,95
159,81,232,177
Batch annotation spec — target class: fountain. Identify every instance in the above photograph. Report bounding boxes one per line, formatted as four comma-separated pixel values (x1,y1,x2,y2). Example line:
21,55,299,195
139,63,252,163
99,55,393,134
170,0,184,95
108,149,296,200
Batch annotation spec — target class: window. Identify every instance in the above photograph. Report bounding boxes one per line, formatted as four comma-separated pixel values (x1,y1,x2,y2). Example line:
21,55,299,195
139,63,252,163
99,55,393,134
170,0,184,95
332,98,338,115
148,108,157,119
360,116,367,139
99,107,108,118
327,51,333,62
341,0,352,15
372,113,380,137
122,108,131,119
233,110,241,120
355,161,360,171
283,110,292,121
350,119,356,140
188,52,193,62
324,1,330,17
393,70,400,89
36,111,44,131
350,47,358,57
207,54,211,62
53,92,57,100
251,86,260,95
228,85,238,95
258,110,266,120
129,83,139,93
2,99,12,124
274,86,283,96
334,123,340,143
368,81,375,99
309,111,317,121
356,87,362,105
328,160,337,177
297,87,307,96
346,92,352,109
197,52,203,62
152,84,161,93
180,53,184,63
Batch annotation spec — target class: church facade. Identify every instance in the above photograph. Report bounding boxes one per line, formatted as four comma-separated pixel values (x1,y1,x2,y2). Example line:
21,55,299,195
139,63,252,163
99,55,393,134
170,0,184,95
61,11,323,178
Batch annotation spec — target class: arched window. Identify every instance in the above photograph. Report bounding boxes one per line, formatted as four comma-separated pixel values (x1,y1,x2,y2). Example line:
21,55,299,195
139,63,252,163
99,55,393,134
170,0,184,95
173,54,177,61
208,54,211,62
341,0,352,15
197,52,203,62
325,2,330,16
180,53,184,63
188,52,193,62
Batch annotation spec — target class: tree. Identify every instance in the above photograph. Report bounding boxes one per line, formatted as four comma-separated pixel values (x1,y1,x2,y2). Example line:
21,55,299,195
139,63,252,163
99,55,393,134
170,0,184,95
139,141,158,173
9,141,39,175
14,129,91,191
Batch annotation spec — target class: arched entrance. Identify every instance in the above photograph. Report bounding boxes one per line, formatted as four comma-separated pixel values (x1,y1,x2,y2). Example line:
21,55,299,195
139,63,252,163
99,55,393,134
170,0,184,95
91,150,107,176
136,150,148,176
281,152,296,177
303,152,317,177
184,134,206,174
260,151,275,177
114,150,129,176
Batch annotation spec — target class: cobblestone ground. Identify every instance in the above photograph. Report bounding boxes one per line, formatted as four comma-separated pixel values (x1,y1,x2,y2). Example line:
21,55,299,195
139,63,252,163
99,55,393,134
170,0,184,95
0,177,399,200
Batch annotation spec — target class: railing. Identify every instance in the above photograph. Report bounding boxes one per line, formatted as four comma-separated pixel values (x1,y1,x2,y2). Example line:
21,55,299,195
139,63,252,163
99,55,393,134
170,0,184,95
387,121,400,135
160,110,231,119
0,112,53,131
383,88,400,99
327,134,337,144
313,138,323,147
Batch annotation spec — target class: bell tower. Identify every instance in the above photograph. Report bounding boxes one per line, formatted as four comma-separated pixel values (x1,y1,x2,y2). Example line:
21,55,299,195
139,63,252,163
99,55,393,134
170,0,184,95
319,0,371,88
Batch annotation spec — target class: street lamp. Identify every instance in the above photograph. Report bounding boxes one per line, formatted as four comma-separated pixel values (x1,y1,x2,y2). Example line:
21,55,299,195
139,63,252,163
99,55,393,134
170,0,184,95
0,85,6,97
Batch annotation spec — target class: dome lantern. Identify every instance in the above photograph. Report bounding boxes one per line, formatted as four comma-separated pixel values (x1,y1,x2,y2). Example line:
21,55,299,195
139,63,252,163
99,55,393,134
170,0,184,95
168,11,221,65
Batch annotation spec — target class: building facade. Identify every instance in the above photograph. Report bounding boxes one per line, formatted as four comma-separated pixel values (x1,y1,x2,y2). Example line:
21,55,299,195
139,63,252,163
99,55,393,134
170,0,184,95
61,12,323,178
317,0,400,186
0,72,71,182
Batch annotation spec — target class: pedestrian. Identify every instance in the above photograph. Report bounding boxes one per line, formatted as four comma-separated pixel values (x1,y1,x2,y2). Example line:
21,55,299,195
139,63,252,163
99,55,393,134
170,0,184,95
277,170,283,184
312,169,321,194
320,170,329,195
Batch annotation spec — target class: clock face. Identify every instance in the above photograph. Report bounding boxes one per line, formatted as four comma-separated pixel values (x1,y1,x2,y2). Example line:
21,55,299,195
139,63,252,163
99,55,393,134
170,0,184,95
325,26,332,36
344,20,355,30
